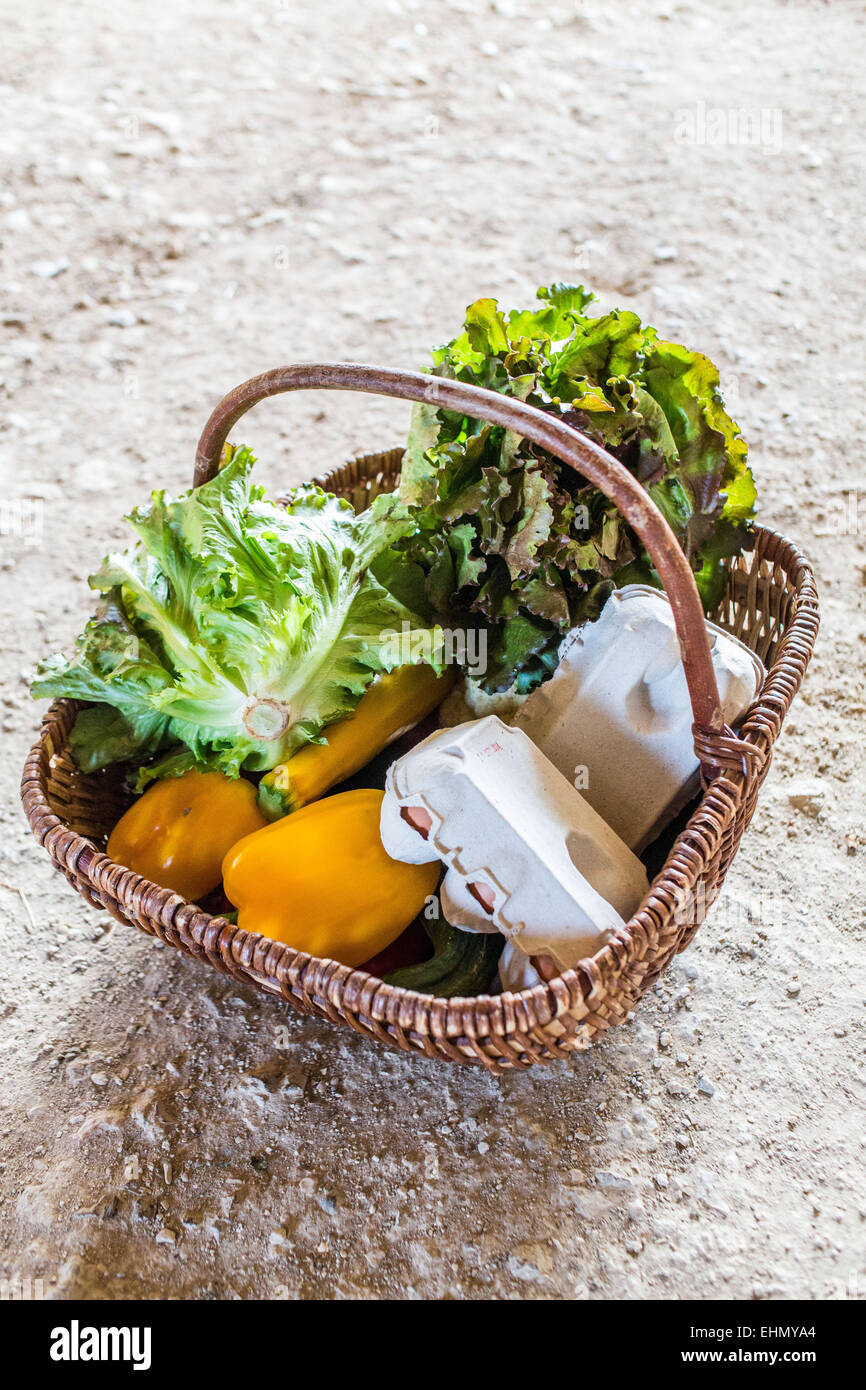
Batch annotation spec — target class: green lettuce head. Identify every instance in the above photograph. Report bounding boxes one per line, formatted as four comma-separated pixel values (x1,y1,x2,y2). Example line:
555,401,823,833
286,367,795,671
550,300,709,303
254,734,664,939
390,283,756,692
33,447,443,782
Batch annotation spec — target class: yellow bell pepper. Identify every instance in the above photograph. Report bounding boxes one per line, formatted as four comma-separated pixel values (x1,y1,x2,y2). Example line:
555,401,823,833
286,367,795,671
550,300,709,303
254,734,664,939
222,788,440,966
107,769,268,901
258,663,455,819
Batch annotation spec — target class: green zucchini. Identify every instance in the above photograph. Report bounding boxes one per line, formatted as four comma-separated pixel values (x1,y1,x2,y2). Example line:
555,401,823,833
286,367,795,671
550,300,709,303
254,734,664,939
434,931,502,997
385,913,502,997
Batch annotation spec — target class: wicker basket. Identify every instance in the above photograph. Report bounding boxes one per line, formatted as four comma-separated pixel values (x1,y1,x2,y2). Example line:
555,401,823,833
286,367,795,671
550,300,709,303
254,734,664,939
21,365,819,1070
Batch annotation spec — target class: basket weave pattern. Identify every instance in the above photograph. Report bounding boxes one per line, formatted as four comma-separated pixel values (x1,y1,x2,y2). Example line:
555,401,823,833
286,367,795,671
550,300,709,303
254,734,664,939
21,442,818,1070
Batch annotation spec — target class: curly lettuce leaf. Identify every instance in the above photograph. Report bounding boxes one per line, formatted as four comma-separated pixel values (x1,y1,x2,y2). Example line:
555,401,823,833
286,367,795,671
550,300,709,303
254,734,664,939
394,284,756,690
32,447,440,777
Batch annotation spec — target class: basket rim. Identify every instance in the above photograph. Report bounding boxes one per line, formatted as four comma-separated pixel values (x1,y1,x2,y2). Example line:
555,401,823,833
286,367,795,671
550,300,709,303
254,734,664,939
20,518,819,1051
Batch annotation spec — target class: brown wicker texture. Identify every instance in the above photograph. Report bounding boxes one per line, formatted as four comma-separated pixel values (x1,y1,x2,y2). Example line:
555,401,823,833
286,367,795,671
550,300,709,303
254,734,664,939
21,367,819,1070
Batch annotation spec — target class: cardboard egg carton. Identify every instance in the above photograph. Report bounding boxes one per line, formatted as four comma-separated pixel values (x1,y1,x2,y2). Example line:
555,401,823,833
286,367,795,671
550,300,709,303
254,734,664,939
380,716,649,973
514,584,766,851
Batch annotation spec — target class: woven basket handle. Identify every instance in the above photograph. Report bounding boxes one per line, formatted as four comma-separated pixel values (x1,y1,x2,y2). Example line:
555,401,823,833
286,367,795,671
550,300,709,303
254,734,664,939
194,363,741,776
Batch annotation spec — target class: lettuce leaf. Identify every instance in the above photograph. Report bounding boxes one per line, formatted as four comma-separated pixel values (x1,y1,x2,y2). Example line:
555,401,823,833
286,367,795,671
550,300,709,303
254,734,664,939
396,284,756,690
33,447,441,779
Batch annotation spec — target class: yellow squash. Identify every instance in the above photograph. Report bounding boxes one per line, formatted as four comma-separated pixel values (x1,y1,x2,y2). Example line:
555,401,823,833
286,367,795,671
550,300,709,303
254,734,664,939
107,769,268,901
222,788,440,966
258,663,455,819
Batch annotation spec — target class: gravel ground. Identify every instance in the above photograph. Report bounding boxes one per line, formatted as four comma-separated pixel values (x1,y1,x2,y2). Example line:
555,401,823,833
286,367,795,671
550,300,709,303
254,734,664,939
1,0,864,1301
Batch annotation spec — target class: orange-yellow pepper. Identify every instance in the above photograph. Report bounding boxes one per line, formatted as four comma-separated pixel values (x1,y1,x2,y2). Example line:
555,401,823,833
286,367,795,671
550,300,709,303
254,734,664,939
107,769,268,901
222,788,440,966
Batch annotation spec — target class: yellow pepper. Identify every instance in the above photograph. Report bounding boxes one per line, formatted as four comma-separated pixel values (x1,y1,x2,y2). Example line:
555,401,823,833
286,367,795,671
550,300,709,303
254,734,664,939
107,769,268,901
258,663,455,819
222,788,440,966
